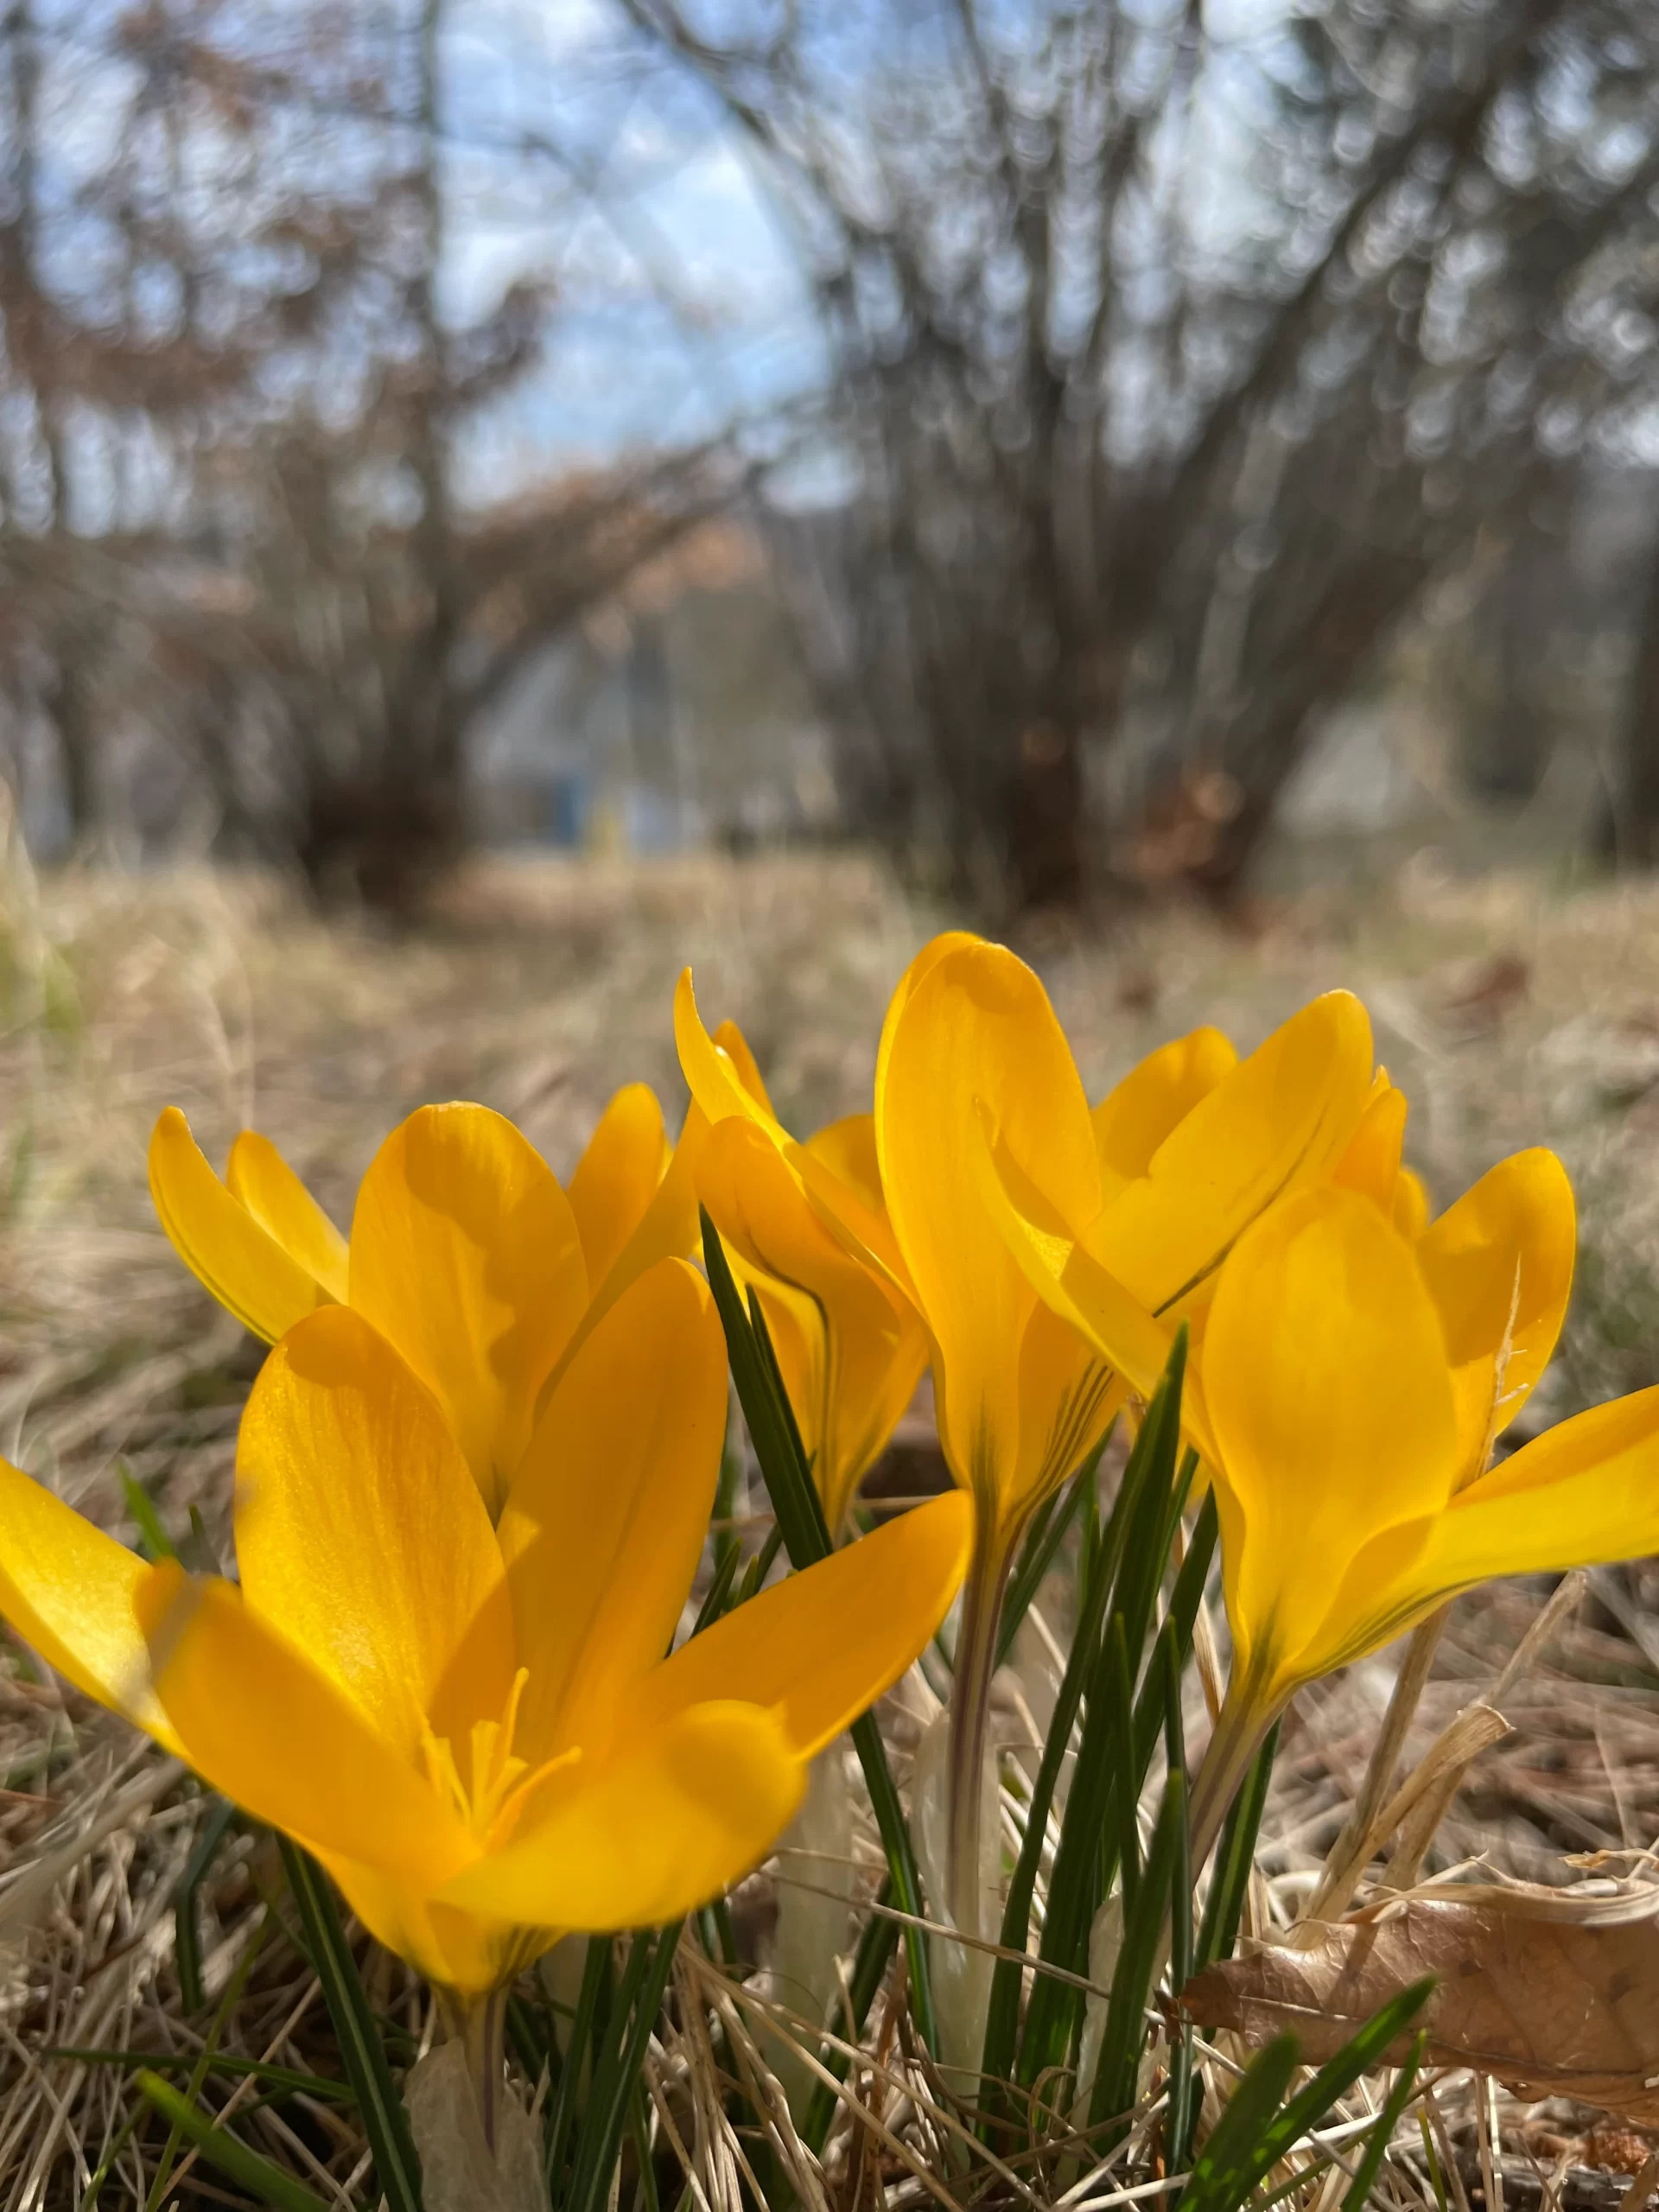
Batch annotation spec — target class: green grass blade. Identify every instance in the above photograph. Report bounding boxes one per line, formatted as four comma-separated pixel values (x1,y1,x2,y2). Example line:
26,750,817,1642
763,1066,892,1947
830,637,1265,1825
1160,1627,1196,2174
118,1465,175,1564
277,1840,423,2212
1340,2031,1428,2212
733,1523,785,1606
1249,1980,1436,2184
1194,1721,1279,1974
1017,1340,1188,2086
713,1419,742,1582
996,1433,1109,1667
134,2071,331,2212
690,1534,745,1636
1087,1769,1185,2147
979,1433,1125,2107
564,1923,683,2212
47,2049,350,2103
1175,2037,1301,2212
173,1796,236,2016
702,1208,938,2053
545,1935,612,2195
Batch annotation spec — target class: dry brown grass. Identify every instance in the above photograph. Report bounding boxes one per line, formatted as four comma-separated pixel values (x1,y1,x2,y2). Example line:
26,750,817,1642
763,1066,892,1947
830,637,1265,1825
5,827,1659,2208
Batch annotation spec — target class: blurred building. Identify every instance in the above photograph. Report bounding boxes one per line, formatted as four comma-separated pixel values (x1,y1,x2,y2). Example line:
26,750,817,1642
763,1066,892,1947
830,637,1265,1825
466,519,839,856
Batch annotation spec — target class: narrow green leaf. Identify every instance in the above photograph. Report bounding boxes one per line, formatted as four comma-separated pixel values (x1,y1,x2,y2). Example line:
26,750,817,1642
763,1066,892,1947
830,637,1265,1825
690,1535,745,1637
1194,1721,1279,1974
545,1936,610,2194
277,1839,423,2212
1175,2037,1302,2212
134,2071,331,2212
564,1923,683,2212
1088,1770,1185,2146
732,1523,785,1609
1249,1980,1436,2185
1340,2030,1428,2212
506,1992,560,2100
174,1796,236,2016
77,2101,143,2212
702,1208,938,2054
713,1418,742,1582
1161,1627,1197,2175
1017,1338,1188,2086
1176,1985,1434,2212
46,2048,350,2103
118,1465,175,1565
997,1446,1095,1668
980,1379,1176,2111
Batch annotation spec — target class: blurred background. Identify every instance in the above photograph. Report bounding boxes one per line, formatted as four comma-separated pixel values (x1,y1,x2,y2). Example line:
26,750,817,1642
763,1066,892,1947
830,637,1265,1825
5,0,1659,910
11,0,1659,1492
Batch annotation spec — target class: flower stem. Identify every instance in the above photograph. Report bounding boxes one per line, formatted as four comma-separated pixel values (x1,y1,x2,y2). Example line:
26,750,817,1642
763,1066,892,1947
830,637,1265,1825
946,1530,1014,1937
1303,1602,1448,1922
1186,1673,1277,1878
461,1986,507,2158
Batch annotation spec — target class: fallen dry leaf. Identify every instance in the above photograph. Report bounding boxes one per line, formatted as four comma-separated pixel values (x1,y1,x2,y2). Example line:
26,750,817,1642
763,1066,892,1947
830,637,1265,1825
1181,1889,1659,2124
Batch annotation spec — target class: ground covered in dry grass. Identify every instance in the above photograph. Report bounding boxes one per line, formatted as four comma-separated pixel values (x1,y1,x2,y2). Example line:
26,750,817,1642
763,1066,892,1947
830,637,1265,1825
6,834,1659,2206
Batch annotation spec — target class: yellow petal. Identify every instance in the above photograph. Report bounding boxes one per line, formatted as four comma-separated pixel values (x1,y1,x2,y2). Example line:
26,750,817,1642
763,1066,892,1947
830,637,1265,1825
235,1306,518,1758
1332,1382,1659,1661
1092,1027,1237,1194
225,1132,350,1304
497,1258,728,1765
1090,990,1375,1315
874,940,1101,1506
971,1095,1191,1437
349,1104,588,1514
804,1113,885,1214
676,970,912,1292
1332,1080,1408,1213
318,1854,522,1998
554,1098,708,1393
1414,1148,1575,1477
713,1017,775,1112
567,1084,671,1292
696,1116,927,1531
1202,1187,1460,1689
438,1701,802,1932
676,972,785,1134
874,931,985,1109
622,1491,973,1760
0,1458,181,1751
149,1109,327,1343
1394,1166,1432,1240
139,1564,474,1886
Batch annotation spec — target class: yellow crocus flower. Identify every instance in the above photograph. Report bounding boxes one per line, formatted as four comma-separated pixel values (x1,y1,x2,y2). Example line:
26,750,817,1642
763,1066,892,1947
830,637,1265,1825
674,1000,929,1535
149,1085,700,1516
0,1258,972,2000
682,939,1372,1932
1184,1179,1659,1862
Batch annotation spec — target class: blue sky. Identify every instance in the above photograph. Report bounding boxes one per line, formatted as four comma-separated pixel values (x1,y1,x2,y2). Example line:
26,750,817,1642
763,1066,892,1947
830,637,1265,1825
439,0,827,493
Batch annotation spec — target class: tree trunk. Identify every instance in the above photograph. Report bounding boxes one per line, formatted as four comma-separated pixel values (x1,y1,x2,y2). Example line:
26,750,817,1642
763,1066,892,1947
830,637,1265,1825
44,650,97,844
1007,716,1085,908
1187,547,1430,899
1615,525,1659,868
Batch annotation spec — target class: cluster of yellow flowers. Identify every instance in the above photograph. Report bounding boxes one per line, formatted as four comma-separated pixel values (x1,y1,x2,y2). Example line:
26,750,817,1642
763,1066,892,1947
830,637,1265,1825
1,930,1656,2031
